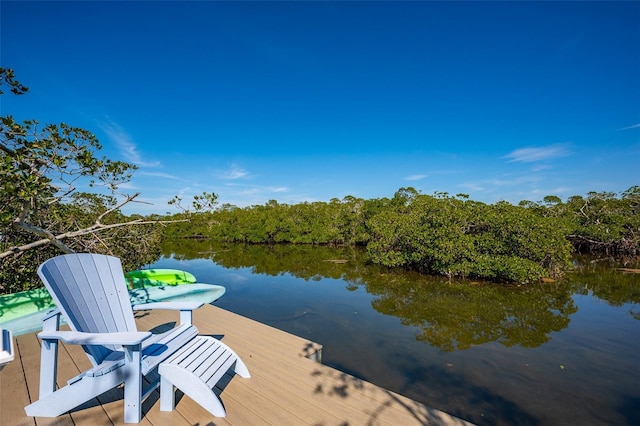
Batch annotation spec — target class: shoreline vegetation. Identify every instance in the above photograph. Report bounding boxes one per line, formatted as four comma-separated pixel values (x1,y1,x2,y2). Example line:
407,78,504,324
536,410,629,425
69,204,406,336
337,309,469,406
162,186,640,285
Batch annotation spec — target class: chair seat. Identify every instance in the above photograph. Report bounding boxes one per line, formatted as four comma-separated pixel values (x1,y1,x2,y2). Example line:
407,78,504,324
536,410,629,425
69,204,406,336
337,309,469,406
68,324,199,384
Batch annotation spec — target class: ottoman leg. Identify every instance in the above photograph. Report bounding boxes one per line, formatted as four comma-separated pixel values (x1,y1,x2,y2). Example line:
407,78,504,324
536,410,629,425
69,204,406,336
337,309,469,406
160,374,175,411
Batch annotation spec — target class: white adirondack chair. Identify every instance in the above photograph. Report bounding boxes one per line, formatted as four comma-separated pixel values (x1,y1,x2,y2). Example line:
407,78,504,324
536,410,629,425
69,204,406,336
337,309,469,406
0,328,14,371
24,253,249,423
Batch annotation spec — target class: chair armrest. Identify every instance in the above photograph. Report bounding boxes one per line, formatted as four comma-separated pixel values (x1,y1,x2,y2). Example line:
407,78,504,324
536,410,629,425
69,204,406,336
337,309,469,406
41,308,62,332
132,302,204,311
132,302,204,326
37,330,151,346
42,308,61,322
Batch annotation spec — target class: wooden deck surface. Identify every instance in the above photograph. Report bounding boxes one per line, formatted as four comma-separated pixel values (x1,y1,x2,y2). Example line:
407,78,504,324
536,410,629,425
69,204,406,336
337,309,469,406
1,304,473,425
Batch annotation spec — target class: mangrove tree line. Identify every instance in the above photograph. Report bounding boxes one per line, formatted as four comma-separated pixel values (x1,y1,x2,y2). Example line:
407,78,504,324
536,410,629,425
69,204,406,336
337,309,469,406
163,186,639,284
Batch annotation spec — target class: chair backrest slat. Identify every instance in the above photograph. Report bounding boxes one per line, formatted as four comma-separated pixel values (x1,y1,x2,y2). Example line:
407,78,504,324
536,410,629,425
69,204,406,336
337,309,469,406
38,254,137,366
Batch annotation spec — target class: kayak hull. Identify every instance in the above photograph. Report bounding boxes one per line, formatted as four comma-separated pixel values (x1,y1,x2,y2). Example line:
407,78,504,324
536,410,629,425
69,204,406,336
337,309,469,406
1,284,226,336
0,288,56,323
0,269,199,323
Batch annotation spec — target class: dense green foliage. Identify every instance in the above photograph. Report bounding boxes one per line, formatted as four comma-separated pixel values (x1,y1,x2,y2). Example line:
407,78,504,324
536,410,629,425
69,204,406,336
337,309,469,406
163,187,638,284
520,187,640,255
366,191,573,283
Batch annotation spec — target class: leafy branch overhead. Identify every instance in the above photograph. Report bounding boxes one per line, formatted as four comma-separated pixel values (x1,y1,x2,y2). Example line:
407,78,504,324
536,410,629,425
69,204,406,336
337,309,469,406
168,191,219,214
0,68,178,292
0,67,28,95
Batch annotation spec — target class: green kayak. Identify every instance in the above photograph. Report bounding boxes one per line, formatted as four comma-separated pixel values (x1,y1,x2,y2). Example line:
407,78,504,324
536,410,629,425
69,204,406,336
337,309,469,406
0,287,56,324
0,266,224,336
0,269,197,324
124,269,197,288
1,283,226,336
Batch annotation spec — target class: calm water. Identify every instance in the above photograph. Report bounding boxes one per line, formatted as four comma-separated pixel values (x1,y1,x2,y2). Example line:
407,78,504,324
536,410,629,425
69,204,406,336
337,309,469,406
152,241,640,426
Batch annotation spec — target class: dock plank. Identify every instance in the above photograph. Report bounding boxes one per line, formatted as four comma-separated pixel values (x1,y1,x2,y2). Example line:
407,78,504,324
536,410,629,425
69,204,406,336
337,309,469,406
2,304,473,425
0,335,35,426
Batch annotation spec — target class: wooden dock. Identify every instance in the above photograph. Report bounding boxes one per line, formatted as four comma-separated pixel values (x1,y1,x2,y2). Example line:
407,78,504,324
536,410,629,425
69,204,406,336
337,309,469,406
1,304,473,425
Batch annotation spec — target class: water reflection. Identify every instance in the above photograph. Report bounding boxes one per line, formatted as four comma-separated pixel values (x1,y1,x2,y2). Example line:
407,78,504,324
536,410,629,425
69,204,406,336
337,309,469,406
356,275,576,351
158,240,640,425
160,241,600,351
565,257,640,310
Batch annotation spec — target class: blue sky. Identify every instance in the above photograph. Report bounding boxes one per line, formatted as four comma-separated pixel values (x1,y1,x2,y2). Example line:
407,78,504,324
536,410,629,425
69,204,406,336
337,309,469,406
2,1,639,215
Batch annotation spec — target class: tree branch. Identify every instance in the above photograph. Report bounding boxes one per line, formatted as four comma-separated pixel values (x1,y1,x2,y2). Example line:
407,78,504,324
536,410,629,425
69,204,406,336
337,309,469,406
96,192,140,225
7,220,75,255
0,217,188,260
4,192,184,260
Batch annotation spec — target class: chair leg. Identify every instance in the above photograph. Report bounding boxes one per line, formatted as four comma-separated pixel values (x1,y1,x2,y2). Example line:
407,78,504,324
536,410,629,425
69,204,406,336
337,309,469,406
123,344,143,423
25,370,127,417
232,353,251,378
39,310,61,398
39,339,59,398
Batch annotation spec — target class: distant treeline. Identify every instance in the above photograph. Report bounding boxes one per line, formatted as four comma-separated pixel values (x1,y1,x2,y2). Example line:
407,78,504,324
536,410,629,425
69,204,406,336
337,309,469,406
161,186,640,284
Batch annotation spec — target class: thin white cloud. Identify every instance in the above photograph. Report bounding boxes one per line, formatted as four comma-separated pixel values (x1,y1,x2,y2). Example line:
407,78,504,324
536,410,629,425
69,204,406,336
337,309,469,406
236,186,287,195
223,182,250,188
137,171,180,180
405,174,427,181
268,186,288,193
487,174,542,187
99,120,160,168
219,165,250,180
528,186,570,197
531,164,552,172
238,188,260,196
458,182,485,192
617,123,640,131
503,143,570,163
117,182,137,190
177,186,192,196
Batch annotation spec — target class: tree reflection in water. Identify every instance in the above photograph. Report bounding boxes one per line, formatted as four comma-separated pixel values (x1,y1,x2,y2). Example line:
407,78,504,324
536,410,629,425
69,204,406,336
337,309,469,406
357,274,576,351
158,240,639,425
159,240,614,351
